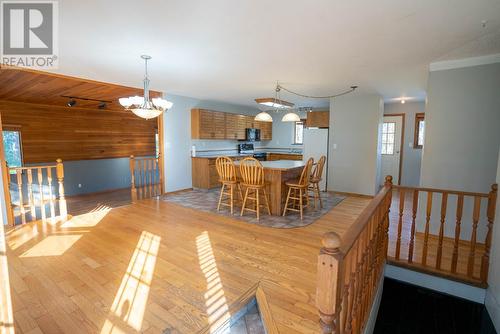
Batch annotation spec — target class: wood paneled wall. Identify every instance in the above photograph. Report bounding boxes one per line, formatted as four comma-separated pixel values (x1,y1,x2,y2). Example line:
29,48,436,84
0,100,157,163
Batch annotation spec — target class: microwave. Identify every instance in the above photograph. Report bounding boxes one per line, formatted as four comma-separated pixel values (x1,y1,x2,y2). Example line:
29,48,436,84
245,128,261,141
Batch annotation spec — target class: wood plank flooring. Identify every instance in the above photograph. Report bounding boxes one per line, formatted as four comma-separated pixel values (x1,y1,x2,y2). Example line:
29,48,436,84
5,194,370,334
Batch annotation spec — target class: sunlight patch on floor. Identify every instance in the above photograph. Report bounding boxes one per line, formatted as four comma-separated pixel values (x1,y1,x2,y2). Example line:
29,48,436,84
197,231,230,333
61,205,111,228
6,223,40,251
19,234,83,257
0,223,14,334
101,231,161,334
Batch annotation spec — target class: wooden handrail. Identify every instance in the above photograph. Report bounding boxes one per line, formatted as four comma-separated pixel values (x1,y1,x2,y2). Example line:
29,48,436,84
388,183,497,287
7,159,67,225
129,155,162,201
316,176,392,334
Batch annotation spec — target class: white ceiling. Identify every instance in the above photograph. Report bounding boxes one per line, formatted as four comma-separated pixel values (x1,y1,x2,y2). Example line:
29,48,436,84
53,0,500,108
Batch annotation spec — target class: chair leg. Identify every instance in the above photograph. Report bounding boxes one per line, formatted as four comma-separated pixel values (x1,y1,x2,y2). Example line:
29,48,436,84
240,187,249,216
299,189,304,220
263,188,271,215
283,187,292,216
238,184,244,203
256,189,260,220
230,185,234,215
317,183,323,209
217,183,225,211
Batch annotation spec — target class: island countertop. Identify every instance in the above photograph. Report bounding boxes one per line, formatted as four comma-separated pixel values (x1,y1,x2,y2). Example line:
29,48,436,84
234,160,305,171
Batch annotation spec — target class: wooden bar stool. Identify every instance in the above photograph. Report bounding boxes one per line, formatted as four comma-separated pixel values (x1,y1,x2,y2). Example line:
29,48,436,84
239,157,271,220
309,155,326,209
216,156,242,214
283,158,314,219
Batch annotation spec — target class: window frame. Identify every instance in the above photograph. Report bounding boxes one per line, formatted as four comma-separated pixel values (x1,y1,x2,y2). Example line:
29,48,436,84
293,120,305,145
381,121,396,155
2,125,24,173
414,113,425,149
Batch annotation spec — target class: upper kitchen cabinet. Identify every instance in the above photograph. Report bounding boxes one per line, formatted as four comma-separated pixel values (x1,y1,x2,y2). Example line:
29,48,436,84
306,111,329,128
191,109,272,140
226,113,247,140
191,108,226,139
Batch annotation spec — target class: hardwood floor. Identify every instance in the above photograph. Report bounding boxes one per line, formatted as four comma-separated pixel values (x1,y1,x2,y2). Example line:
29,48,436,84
66,188,132,217
5,194,370,334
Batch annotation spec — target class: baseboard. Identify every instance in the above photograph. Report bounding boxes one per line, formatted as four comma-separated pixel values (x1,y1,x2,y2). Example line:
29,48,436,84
385,264,486,303
166,188,193,195
329,191,374,199
363,268,385,334
486,289,500,333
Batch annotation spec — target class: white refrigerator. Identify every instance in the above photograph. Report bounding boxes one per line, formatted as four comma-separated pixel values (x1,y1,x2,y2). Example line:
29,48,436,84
302,128,329,191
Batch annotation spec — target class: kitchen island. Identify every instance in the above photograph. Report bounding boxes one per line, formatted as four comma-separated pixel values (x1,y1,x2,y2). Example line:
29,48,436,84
234,160,305,215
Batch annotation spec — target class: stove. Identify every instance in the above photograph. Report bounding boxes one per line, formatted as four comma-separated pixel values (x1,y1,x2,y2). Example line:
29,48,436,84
237,143,267,161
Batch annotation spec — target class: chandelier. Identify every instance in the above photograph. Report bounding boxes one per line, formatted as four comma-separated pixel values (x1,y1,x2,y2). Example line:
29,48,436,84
119,55,173,119
254,85,298,123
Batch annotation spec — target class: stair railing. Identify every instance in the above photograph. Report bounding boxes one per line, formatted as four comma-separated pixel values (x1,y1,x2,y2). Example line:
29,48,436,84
316,176,392,334
129,155,162,201
7,158,67,226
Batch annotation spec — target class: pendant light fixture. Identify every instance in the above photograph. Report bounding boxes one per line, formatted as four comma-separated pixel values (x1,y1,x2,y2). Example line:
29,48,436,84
254,84,298,123
119,55,173,119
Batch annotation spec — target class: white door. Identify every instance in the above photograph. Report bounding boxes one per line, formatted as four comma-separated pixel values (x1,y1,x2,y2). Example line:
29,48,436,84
303,128,328,191
381,115,403,185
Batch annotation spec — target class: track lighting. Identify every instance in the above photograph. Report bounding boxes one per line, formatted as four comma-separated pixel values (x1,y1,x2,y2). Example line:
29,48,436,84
98,102,107,109
67,99,77,107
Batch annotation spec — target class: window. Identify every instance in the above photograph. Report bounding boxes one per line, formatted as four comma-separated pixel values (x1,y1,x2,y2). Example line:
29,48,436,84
2,130,23,173
414,113,425,149
381,122,395,155
294,121,304,145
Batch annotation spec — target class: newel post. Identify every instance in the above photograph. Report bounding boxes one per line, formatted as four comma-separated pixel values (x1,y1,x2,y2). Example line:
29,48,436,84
316,232,343,334
130,155,137,202
56,159,67,222
481,183,498,281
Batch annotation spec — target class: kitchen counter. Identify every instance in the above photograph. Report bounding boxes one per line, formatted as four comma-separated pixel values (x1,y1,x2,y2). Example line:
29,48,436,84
193,152,303,159
234,160,305,171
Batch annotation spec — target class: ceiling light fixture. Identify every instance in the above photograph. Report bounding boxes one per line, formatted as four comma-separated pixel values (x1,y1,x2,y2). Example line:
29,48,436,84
401,99,406,104
254,111,273,122
282,112,301,122
119,55,173,119
255,97,294,109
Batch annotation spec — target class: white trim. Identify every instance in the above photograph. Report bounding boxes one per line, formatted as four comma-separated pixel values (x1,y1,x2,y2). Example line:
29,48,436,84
385,264,486,303
362,268,385,334
429,54,500,72
486,290,500,333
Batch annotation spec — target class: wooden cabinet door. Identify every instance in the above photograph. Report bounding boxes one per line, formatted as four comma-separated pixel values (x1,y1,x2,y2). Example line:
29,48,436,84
245,115,256,129
225,114,238,140
260,121,272,140
235,115,247,140
213,111,226,139
306,111,329,128
199,109,215,139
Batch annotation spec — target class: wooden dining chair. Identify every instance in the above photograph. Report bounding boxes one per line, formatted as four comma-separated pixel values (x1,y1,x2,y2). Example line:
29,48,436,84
239,157,270,220
215,156,242,214
283,158,314,219
309,155,326,209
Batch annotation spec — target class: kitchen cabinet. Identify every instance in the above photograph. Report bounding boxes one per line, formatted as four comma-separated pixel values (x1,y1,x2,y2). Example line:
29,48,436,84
191,109,273,140
306,111,329,128
267,153,303,161
192,109,226,139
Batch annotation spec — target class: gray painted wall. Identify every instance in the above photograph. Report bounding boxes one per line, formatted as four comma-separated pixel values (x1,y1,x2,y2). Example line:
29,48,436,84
328,94,384,196
384,101,425,187
418,62,500,239
486,149,500,332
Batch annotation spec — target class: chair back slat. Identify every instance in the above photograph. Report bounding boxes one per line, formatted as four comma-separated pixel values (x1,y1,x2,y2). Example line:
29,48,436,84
239,157,264,186
216,156,237,182
312,155,326,181
299,158,314,187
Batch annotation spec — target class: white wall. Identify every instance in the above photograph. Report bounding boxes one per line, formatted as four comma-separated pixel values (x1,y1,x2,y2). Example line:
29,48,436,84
486,149,500,332
265,111,307,149
418,62,500,239
384,101,425,187
328,94,384,196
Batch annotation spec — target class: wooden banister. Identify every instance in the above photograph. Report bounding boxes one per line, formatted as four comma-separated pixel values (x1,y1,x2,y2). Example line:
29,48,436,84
129,155,162,201
7,159,67,225
389,183,497,287
316,175,392,334
56,159,67,222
